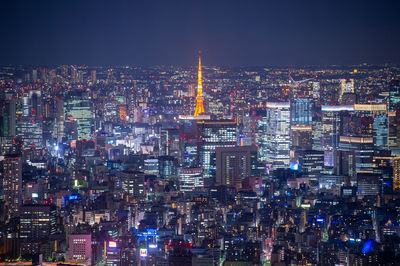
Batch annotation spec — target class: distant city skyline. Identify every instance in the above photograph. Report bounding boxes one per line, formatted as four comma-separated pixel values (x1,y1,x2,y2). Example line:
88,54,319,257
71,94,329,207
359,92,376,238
1,0,400,66
2,1,400,265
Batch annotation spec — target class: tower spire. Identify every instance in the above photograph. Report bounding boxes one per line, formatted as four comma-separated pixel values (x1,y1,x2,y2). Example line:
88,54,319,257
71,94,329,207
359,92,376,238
194,55,205,116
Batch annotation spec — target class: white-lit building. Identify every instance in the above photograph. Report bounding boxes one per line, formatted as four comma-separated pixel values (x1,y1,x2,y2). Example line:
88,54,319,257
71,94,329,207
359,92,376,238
265,102,290,169
180,168,203,192
68,234,92,265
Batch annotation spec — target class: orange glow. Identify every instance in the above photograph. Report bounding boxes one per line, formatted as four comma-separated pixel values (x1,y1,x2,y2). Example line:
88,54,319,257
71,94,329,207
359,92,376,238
194,55,205,116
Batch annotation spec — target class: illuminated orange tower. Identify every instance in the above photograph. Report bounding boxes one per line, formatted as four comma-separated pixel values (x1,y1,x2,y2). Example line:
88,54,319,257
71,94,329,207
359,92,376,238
194,55,205,116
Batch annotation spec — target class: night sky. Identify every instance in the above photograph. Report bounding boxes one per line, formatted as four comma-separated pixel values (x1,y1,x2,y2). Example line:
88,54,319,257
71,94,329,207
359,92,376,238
1,0,400,66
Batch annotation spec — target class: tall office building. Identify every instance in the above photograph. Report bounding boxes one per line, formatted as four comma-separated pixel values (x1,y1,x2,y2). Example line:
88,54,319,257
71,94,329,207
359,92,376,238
17,90,44,149
103,101,119,122
372,154,396,194
290,98,314,159
64,90,92,141
298,150,324,182
321,105,347,151
338,115,373,176
291,126,313,152
55,98,64,143
23,90,43,119
311,106,323,151
388,80,400,154
265,102,290,169
68,234,92,265
121,170,145,201
179,118,200,168
158,156,178,178
357,173,380,197
180,168,203,192
339,79,355,103
160,128,180,158
144,158,159,176
256,110,269,162
106,241,121,266
2,154,23,218
373,111,388,150
197,120,237,179
393,157,400,191
321,104,387,176
90,70,97,84
19,204,57,241
0,98,16,155
216,146,258,188
312,81,321,102
17,117,43,149
242,113,261,147
290,98,313,126
0,99,16,138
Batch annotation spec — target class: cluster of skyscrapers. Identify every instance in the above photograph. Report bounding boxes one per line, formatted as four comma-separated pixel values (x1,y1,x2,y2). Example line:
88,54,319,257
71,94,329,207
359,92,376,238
0,58,400,265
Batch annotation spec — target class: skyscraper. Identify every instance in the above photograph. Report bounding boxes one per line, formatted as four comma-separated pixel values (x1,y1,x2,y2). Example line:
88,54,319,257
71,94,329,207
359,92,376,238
216,146,258,188
339,78,355,103
121,170,145,202
19,204,57,241
160,128,180,158
0,99,16,138
393,157,400,191
179,118,200,168
265,102,290,169
179,168,203,192
2,154,22,218
64,90,92,141
17,90,44,149
337,104,386,176
197,120,237,179
290,98,313,126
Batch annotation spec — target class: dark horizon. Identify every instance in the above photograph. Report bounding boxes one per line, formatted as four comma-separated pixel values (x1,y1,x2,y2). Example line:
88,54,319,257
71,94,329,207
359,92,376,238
1,0,400,67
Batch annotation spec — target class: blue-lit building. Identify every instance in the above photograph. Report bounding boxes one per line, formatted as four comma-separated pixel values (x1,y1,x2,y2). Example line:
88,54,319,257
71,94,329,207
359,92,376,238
290,98,314,126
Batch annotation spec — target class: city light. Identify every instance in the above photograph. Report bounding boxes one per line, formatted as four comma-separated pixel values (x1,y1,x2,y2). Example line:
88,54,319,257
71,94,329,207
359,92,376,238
0,3,399,264
140,248,147,257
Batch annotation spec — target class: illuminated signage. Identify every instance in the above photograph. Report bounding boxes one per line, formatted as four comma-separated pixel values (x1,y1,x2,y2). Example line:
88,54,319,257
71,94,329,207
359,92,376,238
362,240,373,254
266,102,290,108
290,161,299,171
32,193,39,198
140,248,147,257
108,241,117,248
68,195,79,200
321,105,354,111
148,243,157,249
